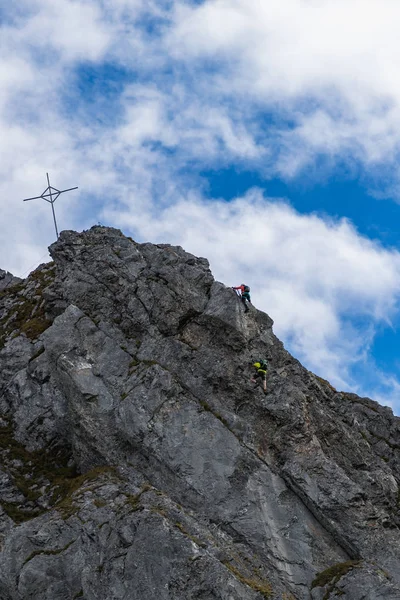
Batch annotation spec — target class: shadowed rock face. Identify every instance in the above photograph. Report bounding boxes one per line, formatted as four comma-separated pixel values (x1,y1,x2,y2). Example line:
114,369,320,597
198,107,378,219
0,225,399,600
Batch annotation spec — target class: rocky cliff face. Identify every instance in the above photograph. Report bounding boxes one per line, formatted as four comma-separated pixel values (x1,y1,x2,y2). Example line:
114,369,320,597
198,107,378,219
0,226,399,600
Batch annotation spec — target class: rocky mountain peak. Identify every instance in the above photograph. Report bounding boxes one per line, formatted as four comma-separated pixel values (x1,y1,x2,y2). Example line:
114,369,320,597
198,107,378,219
0,225,399,599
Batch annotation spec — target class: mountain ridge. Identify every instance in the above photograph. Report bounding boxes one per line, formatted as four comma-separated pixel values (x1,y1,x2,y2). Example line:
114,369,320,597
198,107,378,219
0,225,399,600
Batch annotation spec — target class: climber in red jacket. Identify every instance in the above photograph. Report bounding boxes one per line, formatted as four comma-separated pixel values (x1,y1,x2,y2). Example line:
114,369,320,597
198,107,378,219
232,284,251,313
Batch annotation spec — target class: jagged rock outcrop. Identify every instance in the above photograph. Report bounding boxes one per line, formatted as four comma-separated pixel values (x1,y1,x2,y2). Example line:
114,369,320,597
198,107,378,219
0,226,399,600
0,269,21,291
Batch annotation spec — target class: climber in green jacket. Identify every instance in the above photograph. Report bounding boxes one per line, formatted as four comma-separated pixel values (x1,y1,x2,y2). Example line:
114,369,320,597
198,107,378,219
251,359,267,393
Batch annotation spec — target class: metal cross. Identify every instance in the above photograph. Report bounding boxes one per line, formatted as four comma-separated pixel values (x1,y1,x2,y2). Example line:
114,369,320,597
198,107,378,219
22,173,78,240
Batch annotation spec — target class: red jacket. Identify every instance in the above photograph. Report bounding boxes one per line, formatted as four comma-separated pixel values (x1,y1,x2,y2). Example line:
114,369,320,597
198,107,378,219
233,285,246,294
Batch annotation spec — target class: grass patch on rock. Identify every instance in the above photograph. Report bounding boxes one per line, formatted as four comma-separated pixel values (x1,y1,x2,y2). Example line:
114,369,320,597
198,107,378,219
223,561,272,598
53,466,117,520
23,539,76,566
311,560,361,599
0,417,119,525
0,416,77,523
0,263,55,349
315,375,337,393
199,399,230,430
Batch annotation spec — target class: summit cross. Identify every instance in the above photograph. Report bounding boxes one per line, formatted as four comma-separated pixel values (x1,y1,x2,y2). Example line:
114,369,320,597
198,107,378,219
22,173,78,239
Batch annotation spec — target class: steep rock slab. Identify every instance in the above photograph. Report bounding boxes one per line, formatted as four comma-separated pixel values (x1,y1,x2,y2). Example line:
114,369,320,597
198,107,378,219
0,469,275,600
0,226,399,599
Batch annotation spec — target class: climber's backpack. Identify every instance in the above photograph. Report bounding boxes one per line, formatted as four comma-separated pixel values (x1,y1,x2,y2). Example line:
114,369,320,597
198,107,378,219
259,359,267,371
243,285,250,293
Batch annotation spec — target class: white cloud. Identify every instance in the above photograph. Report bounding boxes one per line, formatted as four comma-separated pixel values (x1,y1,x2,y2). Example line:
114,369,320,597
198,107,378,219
6,0,111,62
168,0,400,179
118,82,261,162
170,0,400,98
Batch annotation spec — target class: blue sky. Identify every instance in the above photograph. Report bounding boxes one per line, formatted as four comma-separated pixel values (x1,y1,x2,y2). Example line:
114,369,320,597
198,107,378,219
2,0,400,412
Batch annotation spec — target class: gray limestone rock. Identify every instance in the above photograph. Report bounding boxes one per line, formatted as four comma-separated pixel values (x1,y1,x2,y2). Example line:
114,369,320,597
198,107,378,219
0,269,21,292
0,225,399,599
310,560,400,600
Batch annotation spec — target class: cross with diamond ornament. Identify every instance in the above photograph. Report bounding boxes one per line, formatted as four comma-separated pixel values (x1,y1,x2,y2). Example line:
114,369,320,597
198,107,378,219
23,173,78,239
